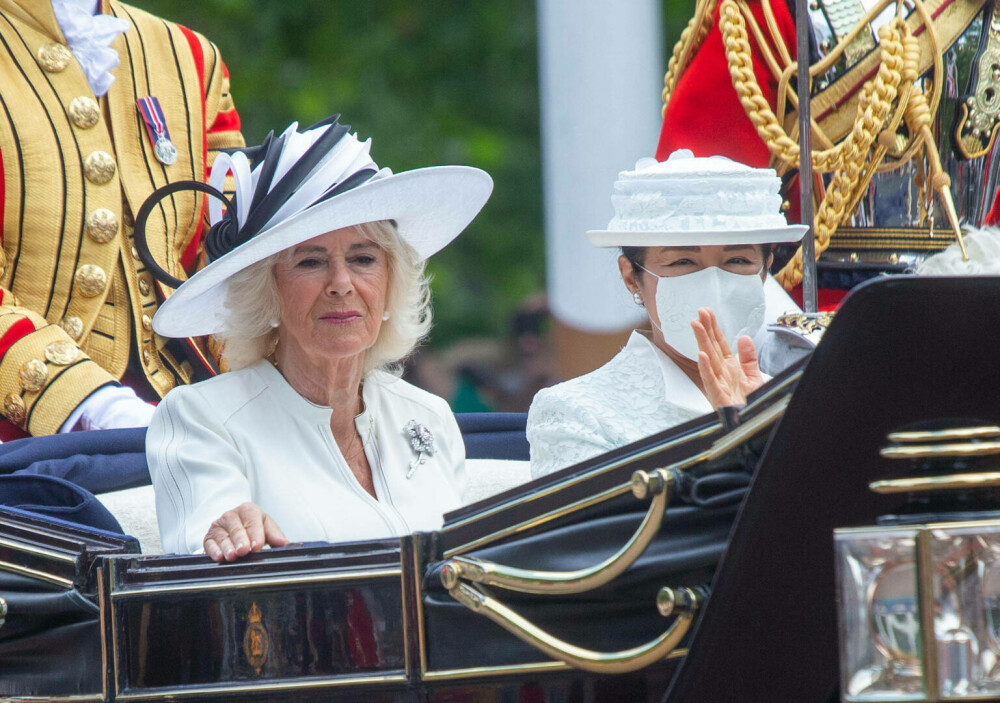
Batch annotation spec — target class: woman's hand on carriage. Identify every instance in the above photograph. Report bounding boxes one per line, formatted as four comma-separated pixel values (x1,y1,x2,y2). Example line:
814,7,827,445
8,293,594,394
692,307,764,408
203,502,289,562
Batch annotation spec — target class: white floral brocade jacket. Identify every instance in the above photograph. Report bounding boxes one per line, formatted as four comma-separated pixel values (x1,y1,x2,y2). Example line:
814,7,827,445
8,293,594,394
526,332,714,479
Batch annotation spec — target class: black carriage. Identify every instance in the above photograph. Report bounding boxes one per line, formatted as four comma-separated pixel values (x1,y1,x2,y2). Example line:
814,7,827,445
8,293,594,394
2,276,1000,702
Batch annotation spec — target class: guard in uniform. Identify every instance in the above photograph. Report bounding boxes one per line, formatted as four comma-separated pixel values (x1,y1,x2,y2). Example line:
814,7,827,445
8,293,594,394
657,0,1000,313
0,0,243,437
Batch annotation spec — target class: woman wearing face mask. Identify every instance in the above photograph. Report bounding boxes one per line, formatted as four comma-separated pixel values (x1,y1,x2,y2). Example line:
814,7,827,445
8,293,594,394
526,151,807,478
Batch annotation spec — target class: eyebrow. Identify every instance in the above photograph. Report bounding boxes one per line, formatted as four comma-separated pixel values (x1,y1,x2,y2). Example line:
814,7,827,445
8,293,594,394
657,245,757,254
291,242,380,255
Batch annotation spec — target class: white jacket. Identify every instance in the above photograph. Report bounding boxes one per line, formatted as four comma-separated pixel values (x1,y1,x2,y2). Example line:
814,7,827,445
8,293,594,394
147,361,466,554
526,332,713,478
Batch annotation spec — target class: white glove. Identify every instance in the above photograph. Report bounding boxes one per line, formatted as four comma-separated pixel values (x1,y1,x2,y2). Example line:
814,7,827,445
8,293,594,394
60,385,156,433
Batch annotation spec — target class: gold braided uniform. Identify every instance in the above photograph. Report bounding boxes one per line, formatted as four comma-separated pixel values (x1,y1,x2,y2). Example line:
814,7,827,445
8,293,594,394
0,0,243,435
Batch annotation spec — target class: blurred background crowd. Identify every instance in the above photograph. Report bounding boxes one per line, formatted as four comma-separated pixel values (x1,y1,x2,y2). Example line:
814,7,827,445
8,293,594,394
139,1,690,412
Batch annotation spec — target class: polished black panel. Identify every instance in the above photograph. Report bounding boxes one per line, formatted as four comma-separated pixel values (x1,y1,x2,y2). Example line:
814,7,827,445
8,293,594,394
426,666,678,703
108,541,407,698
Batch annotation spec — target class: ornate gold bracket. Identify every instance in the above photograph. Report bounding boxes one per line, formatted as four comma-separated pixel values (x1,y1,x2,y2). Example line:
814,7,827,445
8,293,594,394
870,471,1000,493
440,468,675,596
448,582,701,675
869,424,1000,493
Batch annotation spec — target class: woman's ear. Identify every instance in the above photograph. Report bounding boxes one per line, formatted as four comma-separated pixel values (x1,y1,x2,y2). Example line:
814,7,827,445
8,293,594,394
618,254,639,294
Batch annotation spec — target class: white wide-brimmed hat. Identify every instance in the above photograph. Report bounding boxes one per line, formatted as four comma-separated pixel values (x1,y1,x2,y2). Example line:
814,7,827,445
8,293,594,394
587,150,807,248
136,116,493,338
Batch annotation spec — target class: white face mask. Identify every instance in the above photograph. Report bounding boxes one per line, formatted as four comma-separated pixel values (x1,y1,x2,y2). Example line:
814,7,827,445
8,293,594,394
638,265,767,360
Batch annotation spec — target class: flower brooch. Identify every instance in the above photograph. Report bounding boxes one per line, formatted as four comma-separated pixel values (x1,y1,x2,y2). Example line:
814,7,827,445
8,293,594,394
404,420,436,479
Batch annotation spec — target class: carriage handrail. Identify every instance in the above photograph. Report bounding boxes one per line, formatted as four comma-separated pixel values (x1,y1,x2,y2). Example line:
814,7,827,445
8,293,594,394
446,581,701,675
440,398,789,597
440,468,675,595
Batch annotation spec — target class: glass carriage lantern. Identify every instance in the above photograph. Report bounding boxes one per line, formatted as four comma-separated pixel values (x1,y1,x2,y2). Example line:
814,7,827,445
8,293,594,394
836,520,1000,701
836,420,1000,702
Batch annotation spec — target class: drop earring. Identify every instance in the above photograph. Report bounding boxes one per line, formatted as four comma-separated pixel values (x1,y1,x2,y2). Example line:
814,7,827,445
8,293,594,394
382,311,391,321
632,291,644,307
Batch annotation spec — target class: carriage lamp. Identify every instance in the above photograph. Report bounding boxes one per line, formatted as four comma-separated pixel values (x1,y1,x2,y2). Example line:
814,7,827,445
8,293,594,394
836,520,1000,701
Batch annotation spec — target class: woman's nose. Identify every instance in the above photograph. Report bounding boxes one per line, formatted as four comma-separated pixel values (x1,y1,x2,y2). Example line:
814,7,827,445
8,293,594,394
325,261,355,295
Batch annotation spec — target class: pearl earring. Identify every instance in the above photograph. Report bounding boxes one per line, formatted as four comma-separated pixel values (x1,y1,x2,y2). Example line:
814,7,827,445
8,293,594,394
632,291,644,307
382,311,391,321
269,318,279,328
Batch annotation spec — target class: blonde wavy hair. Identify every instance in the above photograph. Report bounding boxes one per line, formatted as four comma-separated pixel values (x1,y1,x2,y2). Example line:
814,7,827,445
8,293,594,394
217,220,432,376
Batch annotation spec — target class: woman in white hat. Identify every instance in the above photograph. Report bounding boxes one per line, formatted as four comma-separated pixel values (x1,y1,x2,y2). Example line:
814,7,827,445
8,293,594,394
139,116,492,560
526,151,806,478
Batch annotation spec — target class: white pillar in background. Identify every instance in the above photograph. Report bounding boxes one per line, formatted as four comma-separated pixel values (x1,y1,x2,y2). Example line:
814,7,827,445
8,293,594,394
537,0,664,334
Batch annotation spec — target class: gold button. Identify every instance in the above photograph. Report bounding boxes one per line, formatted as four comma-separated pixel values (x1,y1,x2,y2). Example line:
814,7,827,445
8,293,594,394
68,96,100,129
74,264,107,297
84,151,116,185
138,277,151,296
3,393,25,425
60,315,84,340
45,340,80,366
131,246,140,260
37,42,71,72
17,359,47,393
142,349,151,365
85,208,118,243
141,314,152,331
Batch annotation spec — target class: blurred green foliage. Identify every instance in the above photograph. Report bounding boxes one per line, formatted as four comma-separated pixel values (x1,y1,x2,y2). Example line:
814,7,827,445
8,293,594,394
136,0,690,347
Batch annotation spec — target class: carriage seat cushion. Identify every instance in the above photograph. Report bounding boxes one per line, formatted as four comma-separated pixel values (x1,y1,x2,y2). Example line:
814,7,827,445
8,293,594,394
0,474,124,535
0,427,148,495
457,413,530,461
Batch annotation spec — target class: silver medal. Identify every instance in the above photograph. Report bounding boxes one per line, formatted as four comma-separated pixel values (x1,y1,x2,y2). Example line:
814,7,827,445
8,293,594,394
154,135,178,166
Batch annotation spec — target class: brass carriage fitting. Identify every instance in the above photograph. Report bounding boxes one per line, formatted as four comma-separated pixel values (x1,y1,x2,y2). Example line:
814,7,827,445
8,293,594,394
657,586,701,618
630,467,673,500
440,562,459,590
440,559,486,590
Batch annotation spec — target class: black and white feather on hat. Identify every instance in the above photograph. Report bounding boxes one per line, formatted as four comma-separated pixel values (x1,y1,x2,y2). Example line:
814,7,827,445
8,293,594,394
134,116,493,338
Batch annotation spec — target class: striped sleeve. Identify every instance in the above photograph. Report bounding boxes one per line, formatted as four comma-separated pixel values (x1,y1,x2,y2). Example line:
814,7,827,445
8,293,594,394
0,306,116,436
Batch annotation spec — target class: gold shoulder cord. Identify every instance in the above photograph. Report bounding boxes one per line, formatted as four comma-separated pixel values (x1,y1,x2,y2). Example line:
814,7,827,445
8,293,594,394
663,0,967,289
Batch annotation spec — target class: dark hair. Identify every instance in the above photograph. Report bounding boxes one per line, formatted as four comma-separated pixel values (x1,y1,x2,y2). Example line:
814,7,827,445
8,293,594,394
620,244,773,278
620,246,647,277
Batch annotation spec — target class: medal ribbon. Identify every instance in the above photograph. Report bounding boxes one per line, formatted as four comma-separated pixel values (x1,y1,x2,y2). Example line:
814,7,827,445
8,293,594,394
136,96,171,149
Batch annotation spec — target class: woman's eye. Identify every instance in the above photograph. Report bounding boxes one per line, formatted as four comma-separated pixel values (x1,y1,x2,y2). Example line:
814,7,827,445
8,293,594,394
353,255,377,266
727,257,752,265
667,259,695,267
295,257,324,268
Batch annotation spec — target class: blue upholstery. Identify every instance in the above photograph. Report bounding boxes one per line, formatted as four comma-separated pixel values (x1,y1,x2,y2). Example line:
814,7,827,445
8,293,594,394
1,414,530,491
456,412,529,461
0,475,124,534
0,428,148,495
